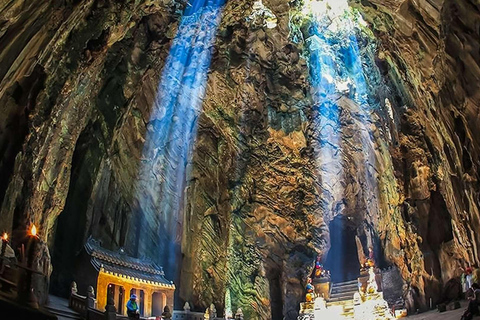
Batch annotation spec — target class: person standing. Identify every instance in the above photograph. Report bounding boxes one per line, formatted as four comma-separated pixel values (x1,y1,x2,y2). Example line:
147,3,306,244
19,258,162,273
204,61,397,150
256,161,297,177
462,270,468,297
461,283,480,320
127,294,140,319
466,266,474,292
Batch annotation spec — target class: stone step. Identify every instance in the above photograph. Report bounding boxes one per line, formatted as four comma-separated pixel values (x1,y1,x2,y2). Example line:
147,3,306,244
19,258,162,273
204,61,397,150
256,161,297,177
326,299,355,319
332,281,358,288
331,289,357,295
332,280,358,288
329,291,356,301
326,299,354,307
329,280,359,306
45,305,82,320
331,285,358,294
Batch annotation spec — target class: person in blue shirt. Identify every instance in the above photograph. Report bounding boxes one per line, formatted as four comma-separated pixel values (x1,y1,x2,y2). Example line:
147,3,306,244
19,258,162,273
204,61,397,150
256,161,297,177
126,294,140,319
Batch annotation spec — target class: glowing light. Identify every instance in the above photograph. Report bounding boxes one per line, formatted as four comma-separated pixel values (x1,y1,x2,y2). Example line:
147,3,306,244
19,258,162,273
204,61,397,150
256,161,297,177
357,15,368,27
266,18,277,29
303,0,349,18
250,0,277,29
30,224,37,237
305,0,381,287
135,0,225,279
2,233,7,241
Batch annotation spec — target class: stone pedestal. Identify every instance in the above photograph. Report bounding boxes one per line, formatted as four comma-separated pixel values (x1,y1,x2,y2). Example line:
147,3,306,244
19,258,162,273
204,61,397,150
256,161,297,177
312,278,331,300
358,269,382,293
104,305,116,320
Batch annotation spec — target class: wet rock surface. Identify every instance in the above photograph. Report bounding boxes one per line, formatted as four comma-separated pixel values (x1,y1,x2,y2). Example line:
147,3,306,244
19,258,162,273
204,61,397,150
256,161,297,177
0,0,479,319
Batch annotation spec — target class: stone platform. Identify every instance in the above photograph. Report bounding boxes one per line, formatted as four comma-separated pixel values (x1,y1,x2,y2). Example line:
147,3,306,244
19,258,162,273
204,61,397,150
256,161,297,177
46,295,82,320
0,294,57,320
406,301,469,320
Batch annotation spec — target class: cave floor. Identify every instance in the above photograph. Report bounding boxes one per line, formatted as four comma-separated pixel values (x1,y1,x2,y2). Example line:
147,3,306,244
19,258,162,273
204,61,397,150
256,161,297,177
405,301,470,320
45,294,472,320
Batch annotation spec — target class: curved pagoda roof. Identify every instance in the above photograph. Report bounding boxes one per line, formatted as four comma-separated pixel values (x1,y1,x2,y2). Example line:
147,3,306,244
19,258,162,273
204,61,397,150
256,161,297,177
85,236,174,287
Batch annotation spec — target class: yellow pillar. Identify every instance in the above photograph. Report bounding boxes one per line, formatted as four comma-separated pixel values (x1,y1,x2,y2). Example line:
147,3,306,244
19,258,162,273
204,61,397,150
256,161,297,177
123,285,133,316
143,288,153,317
166,289,174,313
96,273,108,312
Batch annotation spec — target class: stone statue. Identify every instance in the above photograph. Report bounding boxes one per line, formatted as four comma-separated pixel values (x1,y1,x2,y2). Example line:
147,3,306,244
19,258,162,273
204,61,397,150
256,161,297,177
305,277,315,302
87,286,96,308
353,292,361,305
183,302,191,312
367,246,375,267
314,254,323,278
69,282,78,308
366,267,378,294
87,286,95,298
247,0,277,29
70,281,78,295
210,303,217,317
162,305,172,319
235,308,244,320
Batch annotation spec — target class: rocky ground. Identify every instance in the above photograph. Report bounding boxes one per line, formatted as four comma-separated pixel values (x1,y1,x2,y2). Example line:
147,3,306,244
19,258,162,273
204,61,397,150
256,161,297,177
406,304,467,320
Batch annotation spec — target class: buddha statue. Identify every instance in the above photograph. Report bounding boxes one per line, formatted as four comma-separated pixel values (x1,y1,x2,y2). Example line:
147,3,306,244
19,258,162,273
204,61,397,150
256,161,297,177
314,254,324,278
305,277,315,302
367,246,375,267
366,267,378,294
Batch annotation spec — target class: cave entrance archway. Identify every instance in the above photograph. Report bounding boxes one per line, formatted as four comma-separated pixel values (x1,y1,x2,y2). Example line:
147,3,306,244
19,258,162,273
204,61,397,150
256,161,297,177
324,215,360,283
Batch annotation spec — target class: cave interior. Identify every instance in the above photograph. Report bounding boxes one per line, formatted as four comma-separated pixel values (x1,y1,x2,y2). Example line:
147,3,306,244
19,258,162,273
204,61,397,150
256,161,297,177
0,0,480,319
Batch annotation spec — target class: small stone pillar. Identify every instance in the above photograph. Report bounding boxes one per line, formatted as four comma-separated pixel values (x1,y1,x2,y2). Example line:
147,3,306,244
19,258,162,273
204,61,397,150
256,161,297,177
87,285,96,309
69,281,78,308
162,305,172,319
104,288,116,320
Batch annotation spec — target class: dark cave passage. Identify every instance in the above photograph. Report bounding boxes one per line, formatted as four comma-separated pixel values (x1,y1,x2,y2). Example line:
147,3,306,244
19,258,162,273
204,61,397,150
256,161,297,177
325,215,361,283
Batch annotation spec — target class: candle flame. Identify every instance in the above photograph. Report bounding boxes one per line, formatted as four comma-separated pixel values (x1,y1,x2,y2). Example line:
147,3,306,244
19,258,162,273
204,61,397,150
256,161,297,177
30,224,37,237
2,233,7,241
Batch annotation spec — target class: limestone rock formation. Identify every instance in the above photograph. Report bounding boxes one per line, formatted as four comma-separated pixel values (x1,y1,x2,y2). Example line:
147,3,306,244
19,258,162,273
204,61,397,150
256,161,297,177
0,0,479,319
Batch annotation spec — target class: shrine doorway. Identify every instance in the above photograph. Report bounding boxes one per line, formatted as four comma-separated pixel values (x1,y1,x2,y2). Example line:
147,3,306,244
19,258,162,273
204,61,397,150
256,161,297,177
152,292,167,316
130,289,145,316
324,215,361,283
117,286,125,315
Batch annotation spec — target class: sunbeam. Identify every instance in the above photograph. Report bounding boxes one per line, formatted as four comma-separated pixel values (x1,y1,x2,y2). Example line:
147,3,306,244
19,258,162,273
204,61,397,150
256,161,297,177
135,0,226,281
304,0,389,318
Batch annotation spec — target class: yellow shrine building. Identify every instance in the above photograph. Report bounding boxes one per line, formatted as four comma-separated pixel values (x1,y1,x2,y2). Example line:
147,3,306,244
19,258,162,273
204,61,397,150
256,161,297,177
83,237,175,318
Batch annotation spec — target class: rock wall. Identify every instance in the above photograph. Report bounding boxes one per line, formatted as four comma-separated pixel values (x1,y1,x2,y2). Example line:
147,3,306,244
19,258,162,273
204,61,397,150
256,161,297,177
352,0,480,310
0,0,479,319
0,0,181,296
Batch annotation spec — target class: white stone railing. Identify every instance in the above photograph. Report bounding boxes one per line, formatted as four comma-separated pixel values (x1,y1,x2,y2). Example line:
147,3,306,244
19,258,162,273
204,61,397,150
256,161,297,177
172,303,243,320
172,310,207,320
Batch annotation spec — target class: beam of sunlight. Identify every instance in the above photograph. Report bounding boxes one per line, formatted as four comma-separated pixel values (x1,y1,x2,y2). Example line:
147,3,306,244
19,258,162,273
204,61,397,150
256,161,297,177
135,0,226,279
307,7,346,226
305,0,380,279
